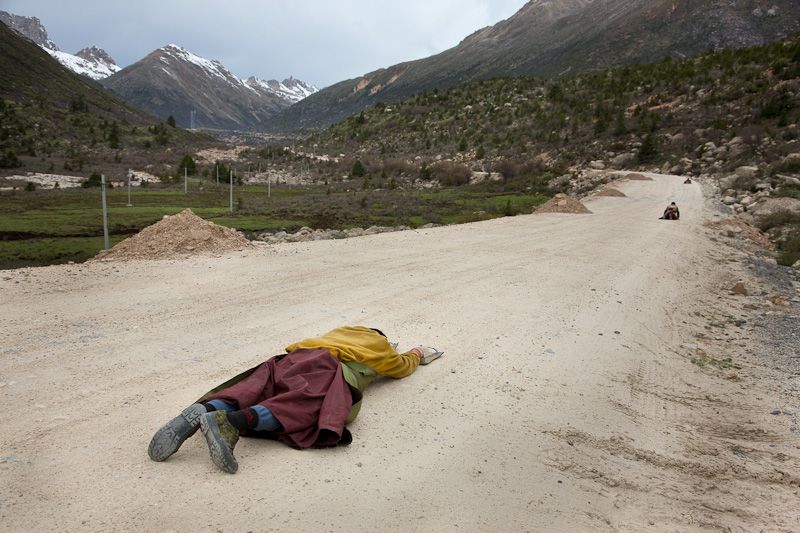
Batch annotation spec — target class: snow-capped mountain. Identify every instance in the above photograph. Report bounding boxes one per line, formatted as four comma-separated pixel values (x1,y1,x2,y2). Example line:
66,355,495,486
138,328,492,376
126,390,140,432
102,44,317,131
244,76,318,104
0,10,120,80
46,48,121,80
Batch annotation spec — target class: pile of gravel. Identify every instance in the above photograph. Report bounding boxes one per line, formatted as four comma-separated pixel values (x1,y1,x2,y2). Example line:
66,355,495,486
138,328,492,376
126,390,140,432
93,209,252,262
535,194,592,214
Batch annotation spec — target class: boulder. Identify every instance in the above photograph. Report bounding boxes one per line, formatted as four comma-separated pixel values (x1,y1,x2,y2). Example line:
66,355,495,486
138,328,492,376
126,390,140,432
589,160,606,170
776,174,800,186
722,196,737,205
749,197,800,225
718,175,738,191
610,153,635,168
735,166,758,179
782,153,800,166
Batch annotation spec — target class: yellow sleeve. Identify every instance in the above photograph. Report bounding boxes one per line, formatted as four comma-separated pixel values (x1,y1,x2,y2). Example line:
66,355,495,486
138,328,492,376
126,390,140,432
286,326,420,378
378,349,421,378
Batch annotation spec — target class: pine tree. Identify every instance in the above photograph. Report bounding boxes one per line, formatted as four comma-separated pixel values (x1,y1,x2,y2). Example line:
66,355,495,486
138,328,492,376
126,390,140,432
351,160,366,177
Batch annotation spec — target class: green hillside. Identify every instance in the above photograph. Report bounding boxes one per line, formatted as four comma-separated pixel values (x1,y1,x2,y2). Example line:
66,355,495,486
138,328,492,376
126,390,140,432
0,21,214,179
308,36,800,182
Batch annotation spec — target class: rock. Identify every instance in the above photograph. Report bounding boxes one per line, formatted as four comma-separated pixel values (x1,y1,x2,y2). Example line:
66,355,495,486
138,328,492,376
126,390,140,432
730,282,749,296
589,160,606,170
610,153,636,169
722,196,737,205
749,197,800,225
735,166,758,179
670,133,686,145
718,175,738,191
739,196,755,207
754,182,771,191
728,136,744,146
783,153,800,167
768,294,789,306
794,259,800,270
777,174,800,186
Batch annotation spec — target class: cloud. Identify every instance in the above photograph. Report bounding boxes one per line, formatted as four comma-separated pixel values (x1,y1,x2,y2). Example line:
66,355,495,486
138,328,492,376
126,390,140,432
0,0,527,87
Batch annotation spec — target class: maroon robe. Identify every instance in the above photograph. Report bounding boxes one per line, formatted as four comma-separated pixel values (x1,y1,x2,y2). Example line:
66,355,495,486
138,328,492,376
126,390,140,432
201,349,353,449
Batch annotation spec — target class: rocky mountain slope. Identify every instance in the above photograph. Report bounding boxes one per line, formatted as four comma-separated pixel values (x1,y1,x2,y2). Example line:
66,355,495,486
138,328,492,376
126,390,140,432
270,0,800,131
0,10,121,80
0,22,212,178
101,44,317,131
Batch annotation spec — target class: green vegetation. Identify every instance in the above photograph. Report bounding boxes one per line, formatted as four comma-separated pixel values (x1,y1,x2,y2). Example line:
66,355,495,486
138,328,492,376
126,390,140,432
0,22,215,178
306,35,800,177
690,351,742,370
0,181,548,269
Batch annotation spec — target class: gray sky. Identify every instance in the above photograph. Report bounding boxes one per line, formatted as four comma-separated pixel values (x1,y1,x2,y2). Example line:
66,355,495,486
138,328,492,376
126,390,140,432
0,0,528,88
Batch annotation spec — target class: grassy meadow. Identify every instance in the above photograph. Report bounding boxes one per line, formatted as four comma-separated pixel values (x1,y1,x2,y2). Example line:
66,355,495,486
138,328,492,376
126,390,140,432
0,179,548,269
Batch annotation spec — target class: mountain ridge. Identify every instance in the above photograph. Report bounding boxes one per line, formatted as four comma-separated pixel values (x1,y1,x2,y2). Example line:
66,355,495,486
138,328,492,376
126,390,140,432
268,0,800,132
100,44,317,131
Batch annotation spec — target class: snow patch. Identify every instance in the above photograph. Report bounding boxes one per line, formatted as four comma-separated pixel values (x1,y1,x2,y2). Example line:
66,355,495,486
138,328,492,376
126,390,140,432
46,49,121,80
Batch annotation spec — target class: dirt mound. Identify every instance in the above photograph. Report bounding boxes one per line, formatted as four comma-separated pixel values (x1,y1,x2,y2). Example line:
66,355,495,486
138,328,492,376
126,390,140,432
93,209,252,262
596,188,627,197
535,194,592,214
625,173,653,181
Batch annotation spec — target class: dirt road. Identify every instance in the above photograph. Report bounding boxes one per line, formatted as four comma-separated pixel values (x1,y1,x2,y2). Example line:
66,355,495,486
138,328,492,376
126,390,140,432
1,173,798,531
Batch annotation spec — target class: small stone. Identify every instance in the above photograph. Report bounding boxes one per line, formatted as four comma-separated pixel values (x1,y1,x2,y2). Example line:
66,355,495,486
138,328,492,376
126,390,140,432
730,282,748,296
771,410,782,415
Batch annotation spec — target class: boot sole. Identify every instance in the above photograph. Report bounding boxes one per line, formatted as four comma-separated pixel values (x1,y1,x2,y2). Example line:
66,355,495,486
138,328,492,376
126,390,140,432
200,413,239,474
147,404,205,462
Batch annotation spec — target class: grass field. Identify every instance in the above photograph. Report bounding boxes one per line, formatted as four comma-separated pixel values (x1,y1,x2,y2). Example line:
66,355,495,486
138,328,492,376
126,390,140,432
0,180,548,269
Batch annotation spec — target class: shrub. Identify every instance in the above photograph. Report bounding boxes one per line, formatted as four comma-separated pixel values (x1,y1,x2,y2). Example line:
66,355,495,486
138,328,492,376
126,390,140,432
178,155,197,175
638,133,659,163
0,150,21,169
351,160,366,177
429,161,471,186
778,230,800,267
24,181,36,192
82,172,102,188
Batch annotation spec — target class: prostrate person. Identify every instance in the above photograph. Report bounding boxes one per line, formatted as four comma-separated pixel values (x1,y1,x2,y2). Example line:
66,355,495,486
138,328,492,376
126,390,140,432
148,326,438,473
660,202,680,220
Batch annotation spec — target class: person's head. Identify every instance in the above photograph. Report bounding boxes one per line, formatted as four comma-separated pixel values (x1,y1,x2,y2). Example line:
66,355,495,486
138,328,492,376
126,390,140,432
670,202,676,206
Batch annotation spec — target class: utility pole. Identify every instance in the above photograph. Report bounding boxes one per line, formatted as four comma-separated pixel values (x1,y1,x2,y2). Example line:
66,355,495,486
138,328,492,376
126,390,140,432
126,169,132,206
229,170,234,213
184,167,188,194
216,164,219,186
268,175,271,199
101,174,110,249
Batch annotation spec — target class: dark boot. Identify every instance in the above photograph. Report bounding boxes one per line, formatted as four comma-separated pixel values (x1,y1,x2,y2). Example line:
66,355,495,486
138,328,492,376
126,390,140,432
148,403,206,462
200,411,240,474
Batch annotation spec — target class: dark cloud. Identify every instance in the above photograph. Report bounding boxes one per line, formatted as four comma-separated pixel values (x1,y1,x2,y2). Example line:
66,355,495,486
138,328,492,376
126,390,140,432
0,0,527,87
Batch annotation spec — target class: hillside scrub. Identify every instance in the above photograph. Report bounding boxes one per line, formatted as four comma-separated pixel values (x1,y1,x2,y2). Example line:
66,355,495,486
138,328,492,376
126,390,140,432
305,36,800,180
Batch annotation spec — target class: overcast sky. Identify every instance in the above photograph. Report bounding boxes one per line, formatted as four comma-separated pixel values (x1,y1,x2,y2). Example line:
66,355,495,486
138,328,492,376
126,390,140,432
0,0,528,88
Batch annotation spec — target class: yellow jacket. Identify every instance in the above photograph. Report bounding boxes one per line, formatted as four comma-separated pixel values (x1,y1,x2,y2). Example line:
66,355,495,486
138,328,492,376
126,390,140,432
286,326,420,378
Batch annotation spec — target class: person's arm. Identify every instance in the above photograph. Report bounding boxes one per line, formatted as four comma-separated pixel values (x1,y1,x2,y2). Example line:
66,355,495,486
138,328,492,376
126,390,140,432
375,348,422,378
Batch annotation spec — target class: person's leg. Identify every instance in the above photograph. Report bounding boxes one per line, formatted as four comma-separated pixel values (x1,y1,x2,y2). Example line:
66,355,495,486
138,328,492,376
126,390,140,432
148,399,240,462
148,403,207,462
199,404,283,474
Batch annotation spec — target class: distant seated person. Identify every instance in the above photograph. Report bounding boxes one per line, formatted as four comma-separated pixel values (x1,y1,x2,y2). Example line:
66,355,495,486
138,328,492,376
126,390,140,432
661,202,680,220
683,177,692,184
